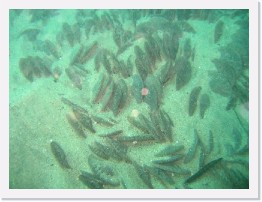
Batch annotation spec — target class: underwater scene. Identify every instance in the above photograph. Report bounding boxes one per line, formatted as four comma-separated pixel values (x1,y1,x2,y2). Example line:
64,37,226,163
9,9,249,189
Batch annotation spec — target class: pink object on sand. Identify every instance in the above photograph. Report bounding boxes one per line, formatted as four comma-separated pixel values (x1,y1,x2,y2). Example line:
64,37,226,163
141,88,149,96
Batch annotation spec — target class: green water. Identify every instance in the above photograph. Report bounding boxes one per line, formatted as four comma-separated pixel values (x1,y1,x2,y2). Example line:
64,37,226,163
9,9,249,189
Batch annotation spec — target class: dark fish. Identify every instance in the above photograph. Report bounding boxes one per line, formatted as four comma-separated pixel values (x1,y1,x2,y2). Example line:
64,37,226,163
135,57,148,81
162,110,174,127
61,97,89,115
163,32,179,61
154,164,191,175
199,93,210,118
94,51,103,71
183,38,192,58
62,22,75,47
110,80,123,116
88,155,120,186
175,57,192,90
159,110,173,142
65,67,83,90
117,134,155,143
227,168,249,189
117,79,128,113
19,56,52,82
134,46,145,61
143,84,158,111
185,158,223,184
73,109,96,133
127,116,150,134
236,144,248,155
198,146,206,169
145,75,162,109
146,34,161,62
148,166,175,187
209,71,232,97
52,66,62,82
92,73,107,103
91,115,115,127
101,50,112,74
178,21,196,34
121,178,128,189
92,141,112,159
232,127,242,151
106,139,128,156
152,33,164,60
79,42,98,64
98,130,123,138
144,41,156,69
126,56,134,77
226,94,238,111
149,110,165,140
79,170,104,189
112,26,123,48
50,141,71,169
138,114,162,141
116,42,132,56
136,16,170,36
19,57,36,82
97,139,129,162
131,74,144,103
157,61,175,85
88,143,110,160
133,163,153,188
206,130,214,155
152,154,184,165
70,45,84,66
19,28,40,41
119,60,130,78
43,40,60,59
184,129,199,164
111,55,122,74
214,20,224,43
188,86,202,116
66,113,86,138
155,145,184,157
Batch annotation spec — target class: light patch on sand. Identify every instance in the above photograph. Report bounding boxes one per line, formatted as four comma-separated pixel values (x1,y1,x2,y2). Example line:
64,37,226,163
131,109,140,118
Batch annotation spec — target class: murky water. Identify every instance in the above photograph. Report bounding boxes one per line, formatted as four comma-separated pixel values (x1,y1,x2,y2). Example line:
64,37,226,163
9,9,249,189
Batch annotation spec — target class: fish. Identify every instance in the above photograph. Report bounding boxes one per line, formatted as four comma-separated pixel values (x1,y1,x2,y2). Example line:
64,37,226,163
133,162,153,188
188,86,202,116
131,74,144,103
79,170,104,189
214,20,224,43
73,109,96,133
152,154,184,165
185,157,223,184
62,22,75,47
50,141,71,169
184,129,199,163
175,57,192,90
155,145,184,157
66,113,86,138
199,93,210,118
